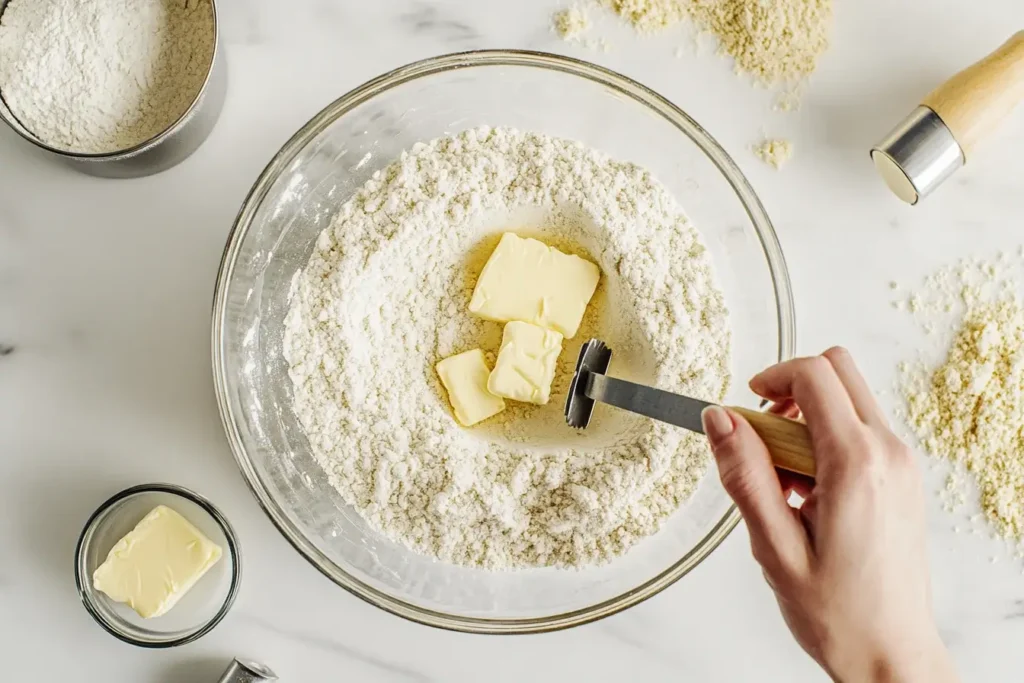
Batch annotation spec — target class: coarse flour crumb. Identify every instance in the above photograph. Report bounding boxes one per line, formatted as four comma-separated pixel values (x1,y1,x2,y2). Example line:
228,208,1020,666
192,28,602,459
553,4,591,40
896,255,1024,545
754,138,793,169
0,0,214,153
686,0,832,84
596,0,832,84
284,127,732,569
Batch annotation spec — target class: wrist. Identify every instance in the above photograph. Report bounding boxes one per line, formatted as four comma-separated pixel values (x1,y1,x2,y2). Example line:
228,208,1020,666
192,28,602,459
827,631,958,683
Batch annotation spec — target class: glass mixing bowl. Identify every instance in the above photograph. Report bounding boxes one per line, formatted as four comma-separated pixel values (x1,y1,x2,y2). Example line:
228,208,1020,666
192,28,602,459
212,50,794,633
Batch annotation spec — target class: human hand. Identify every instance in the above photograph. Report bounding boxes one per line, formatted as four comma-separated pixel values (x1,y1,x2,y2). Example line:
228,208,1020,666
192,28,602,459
701,347,958,682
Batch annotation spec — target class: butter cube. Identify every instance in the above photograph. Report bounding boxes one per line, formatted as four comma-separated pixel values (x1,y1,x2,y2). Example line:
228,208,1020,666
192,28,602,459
93,505,223,619
469,233,600,338
436,349,506,426
488,321,563,405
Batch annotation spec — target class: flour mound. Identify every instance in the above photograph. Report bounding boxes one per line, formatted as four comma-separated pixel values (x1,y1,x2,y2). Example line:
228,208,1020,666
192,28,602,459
898,257,1024,543
284,127,731,569
599,0,833,84
688,0,833,84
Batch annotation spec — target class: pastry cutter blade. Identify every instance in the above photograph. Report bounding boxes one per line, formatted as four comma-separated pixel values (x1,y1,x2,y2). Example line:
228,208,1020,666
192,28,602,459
565,339,816,477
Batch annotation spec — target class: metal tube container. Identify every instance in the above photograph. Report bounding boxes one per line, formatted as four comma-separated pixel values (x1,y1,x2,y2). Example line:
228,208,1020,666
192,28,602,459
0,0,226,177
216,659,278,683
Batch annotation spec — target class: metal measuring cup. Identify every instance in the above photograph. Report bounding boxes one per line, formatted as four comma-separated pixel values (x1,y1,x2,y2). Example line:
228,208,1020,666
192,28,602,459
0,0,226,177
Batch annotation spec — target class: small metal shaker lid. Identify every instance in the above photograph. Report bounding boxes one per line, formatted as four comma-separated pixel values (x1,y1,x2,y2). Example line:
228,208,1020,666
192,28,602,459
870,106,964,205
216,658,278,683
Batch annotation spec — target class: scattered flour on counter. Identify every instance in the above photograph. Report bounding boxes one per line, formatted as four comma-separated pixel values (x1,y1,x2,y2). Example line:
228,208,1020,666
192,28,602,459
0,0,215,153
604,0,687,33
896,256,1024,545
774,87,804,112
598,0,833,84
283,127,732,569
753,138,793,169
687,0,832,84
552,5,614,52
553,4,591,39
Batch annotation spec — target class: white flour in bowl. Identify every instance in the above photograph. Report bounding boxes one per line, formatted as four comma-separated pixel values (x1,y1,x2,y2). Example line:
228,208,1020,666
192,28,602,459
283,127,732,569
0,0,214,153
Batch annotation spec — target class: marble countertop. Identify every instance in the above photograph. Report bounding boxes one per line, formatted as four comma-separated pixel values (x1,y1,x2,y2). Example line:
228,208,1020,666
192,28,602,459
3,0,1024,680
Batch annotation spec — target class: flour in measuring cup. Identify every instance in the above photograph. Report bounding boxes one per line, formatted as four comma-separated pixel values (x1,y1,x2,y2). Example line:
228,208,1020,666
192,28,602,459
0,0,214,153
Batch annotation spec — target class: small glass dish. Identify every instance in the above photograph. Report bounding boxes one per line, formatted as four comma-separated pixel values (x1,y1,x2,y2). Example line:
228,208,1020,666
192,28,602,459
74,484,241,648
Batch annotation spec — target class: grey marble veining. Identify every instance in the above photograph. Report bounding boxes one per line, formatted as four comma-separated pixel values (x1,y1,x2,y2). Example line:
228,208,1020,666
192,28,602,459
398,2,480,45
240,614,438,683
3,0,1024,681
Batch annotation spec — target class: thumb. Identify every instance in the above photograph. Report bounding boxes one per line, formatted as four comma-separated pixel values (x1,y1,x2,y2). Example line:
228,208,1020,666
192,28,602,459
702,406,810,575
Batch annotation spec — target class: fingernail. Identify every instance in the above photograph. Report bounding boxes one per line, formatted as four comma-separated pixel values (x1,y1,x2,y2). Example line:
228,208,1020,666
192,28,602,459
701,406,734,444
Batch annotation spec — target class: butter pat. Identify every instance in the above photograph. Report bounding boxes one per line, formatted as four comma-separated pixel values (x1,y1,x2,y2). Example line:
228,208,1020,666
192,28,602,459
488,321,563,405
469,233,600,338
92,505,223,619
436,349,506,426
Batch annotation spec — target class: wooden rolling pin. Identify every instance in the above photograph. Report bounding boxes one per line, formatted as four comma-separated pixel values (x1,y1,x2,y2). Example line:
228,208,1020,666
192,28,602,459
872,31,1024,204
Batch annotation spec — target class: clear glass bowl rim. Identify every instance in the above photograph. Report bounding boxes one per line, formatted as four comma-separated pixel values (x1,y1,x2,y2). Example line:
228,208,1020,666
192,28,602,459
73,483,243,648
211,49,796,634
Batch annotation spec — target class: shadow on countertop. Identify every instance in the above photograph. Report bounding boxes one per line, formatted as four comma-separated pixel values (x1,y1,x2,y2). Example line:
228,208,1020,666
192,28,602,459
155,656,230,683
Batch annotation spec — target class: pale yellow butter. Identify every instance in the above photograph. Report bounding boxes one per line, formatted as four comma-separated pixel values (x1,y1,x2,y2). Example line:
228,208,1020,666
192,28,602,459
488,321,563,405
436,349,506,426
92,505,223,619
469,233,600,338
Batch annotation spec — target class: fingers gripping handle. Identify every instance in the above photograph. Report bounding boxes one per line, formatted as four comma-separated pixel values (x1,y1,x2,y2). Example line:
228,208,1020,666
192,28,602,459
731,407,816,477
581,372,816,477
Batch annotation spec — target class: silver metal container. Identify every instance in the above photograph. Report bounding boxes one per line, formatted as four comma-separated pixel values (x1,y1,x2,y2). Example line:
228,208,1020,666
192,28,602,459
216,659,278,683
0,0,226,178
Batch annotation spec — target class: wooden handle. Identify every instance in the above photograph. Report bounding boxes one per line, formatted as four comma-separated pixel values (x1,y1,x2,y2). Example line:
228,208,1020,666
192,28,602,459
922,31,1024,158
730,407,816,478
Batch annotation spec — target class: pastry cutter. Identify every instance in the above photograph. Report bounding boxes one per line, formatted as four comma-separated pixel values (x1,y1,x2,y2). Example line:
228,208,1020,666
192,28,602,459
565,339,815,477
871,30,1024,204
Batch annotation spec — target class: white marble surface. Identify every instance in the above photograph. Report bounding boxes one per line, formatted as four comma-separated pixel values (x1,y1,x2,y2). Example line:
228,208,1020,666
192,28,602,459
2,0,1024,680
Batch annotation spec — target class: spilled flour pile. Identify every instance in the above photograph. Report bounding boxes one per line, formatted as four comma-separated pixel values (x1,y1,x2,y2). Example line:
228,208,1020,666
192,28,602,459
753,138,793,169
551,0,833,167
284,127,731,569
686,0,833,84
553,4,591,39
559,0,833,84
896,255,1024,544
605,0,687,33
